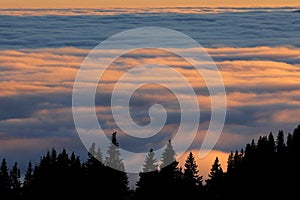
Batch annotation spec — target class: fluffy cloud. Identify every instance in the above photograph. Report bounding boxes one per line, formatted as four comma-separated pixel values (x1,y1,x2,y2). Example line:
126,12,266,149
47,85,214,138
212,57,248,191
2,8,300,178
1,46,299,159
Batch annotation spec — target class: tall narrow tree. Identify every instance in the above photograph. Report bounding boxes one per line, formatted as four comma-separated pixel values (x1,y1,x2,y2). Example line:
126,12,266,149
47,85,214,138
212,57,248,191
226,151,234,174
160,140,177,169
142,148,158,173
157,140,181,199
206,157,224,198
183,152,202,187
0,158,10,195
23,161,33,187
105,132,129,199
135,148,159,200
183,151,203,197
95,147,103,163
276,130,286,153
105,132,125,171
267,132,276,153
9,162,21,197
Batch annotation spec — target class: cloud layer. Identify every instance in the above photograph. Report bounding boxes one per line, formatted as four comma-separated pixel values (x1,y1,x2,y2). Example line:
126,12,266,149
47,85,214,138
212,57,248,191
0,7,298,16
1,9,300,49
1,46,299,163
1,10,300,174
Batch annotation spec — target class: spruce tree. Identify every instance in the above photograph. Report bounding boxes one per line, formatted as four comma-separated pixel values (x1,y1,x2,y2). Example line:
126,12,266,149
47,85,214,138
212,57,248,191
23,161,34,198
0,158,10,195
226,151,234,174
135,148,158,200
160,140,177,169
95,147,103,163
89,142,96,157
206,157,224,198
23,161,33,187
104,132,129,199
9,162,21,197
105,132,125,171
183,152,202,187
286,133,293,153
142,148,158,173
182,152,203,198
267,132,276,153
292,124,300,153
157,140,181,199
276,130,286,153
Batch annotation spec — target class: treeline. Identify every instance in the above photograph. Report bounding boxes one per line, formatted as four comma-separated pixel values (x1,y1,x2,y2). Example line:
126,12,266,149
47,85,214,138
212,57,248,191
0,125,300,199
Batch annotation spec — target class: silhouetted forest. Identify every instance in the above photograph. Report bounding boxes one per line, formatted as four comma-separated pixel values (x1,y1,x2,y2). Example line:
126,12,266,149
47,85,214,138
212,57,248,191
1,124,300,199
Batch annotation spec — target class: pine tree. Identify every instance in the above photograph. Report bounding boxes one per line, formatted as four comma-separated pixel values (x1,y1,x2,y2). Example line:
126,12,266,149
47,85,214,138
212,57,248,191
89,142,96,157
135,149,159,200
227,151,234,173
257,136,268,154
206,157,224,198
160,140,177,169
292,124,300,153
95,147,103,163
208,157,223,180
276,130,286,153
85,143,105,196
50,148,57,163
23,161,33,187
183,152,202,186
9,162,21,197
157,140,181,199
104,132,129,199
57,148,69,166
70,152,81,168
22,161,34,198
233,150,242,170
0,158,10,195
182,152,204,198
105,132,125,171
286,133,293,153
159,140,179,182
267,132,276,153
142,148,158,173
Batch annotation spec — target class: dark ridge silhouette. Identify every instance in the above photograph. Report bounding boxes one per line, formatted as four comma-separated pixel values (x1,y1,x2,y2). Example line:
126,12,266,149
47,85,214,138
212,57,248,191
0,124,300,199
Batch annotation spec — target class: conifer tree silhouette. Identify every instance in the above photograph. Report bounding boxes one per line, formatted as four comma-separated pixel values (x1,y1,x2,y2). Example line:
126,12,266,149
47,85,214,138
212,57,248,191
0,158,10,196
182,152,203,198
23,161,34,197
183,152,202,187
157,140,182,199
1,124,300,199
135,148,158,200
276,130,286,154
105,132,125,171
9,162,21,198
104,132,129,199
206,157,224,199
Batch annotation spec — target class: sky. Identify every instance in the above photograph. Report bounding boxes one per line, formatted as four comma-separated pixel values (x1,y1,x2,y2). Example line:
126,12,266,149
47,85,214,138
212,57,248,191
0,3,300,183
0,0,300,8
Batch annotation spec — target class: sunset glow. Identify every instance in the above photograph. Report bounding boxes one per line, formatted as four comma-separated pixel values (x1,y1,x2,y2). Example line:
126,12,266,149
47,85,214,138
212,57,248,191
1,3,300,194
1,0,299,8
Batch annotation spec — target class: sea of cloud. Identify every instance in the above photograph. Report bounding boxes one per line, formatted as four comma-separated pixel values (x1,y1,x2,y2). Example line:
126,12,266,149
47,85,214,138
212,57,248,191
0,8,300,49
0,9,299,176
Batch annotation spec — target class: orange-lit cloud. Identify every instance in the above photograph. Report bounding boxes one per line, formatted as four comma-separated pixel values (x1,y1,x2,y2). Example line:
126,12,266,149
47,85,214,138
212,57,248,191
1,46,300,174
1,7,299,16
